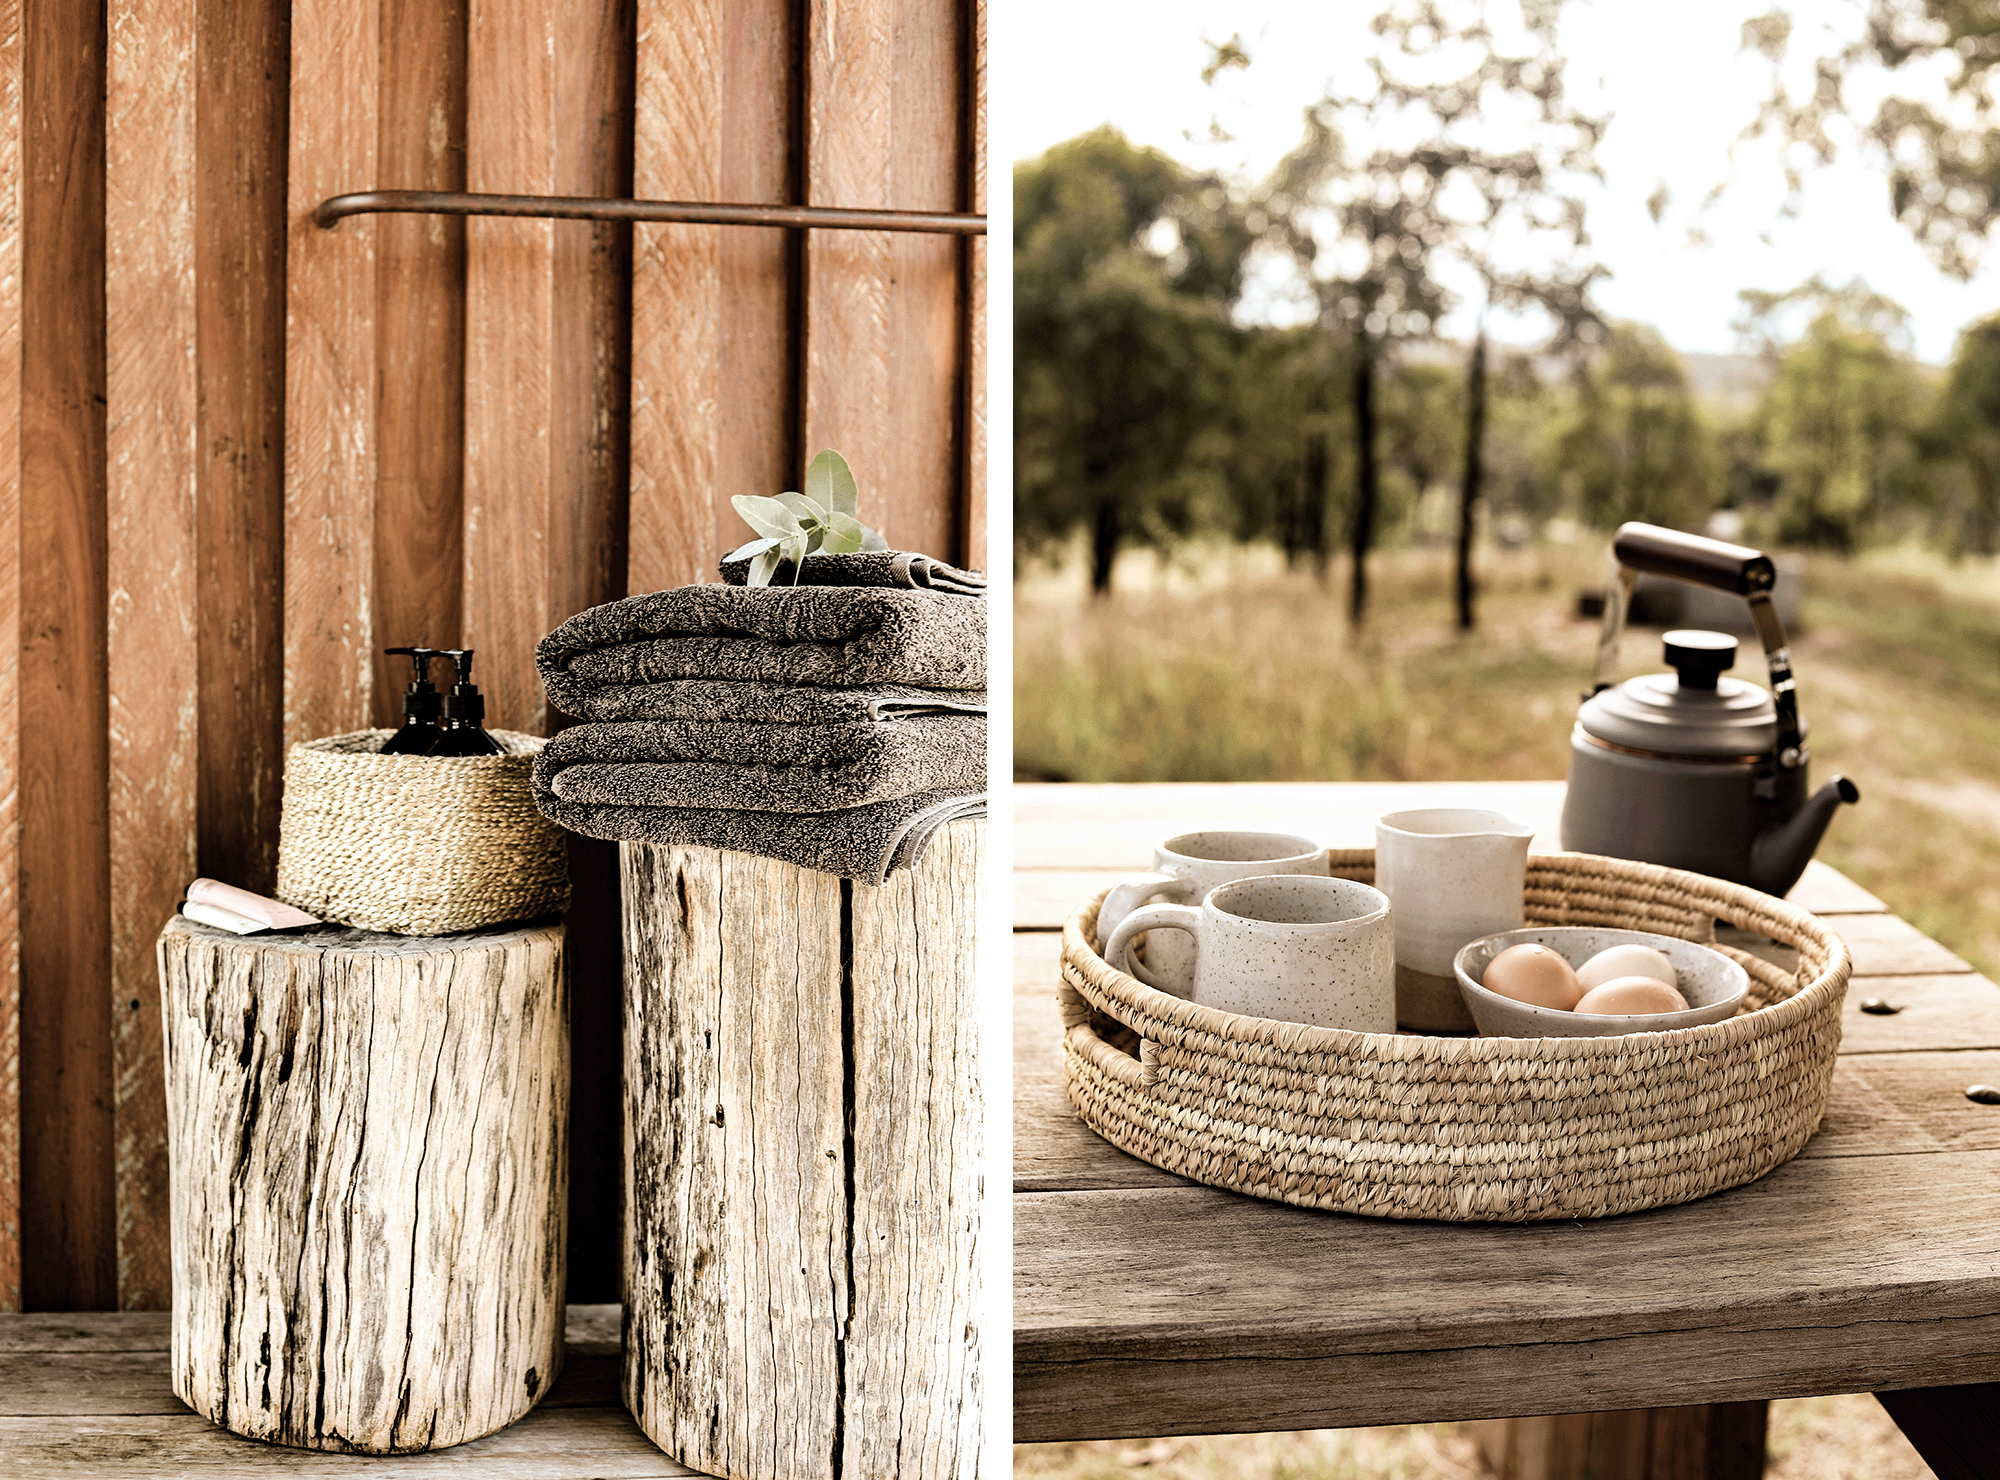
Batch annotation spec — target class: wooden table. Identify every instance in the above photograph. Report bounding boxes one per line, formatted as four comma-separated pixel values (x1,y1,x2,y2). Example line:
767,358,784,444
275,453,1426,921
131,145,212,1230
1015,782,2000,1480
2,1305,699,1477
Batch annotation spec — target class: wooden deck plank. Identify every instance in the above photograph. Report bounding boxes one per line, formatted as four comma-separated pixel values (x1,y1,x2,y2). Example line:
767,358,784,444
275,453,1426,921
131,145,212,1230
1013,1148,2000,1439
0,0,23,1317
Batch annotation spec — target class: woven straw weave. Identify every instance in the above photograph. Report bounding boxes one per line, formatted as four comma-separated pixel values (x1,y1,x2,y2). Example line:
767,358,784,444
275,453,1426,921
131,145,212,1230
276,729,571,935
1061,849,1851,1221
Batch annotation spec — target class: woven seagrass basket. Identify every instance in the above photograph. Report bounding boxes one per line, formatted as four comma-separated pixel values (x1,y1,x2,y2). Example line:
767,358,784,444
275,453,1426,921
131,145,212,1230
1061,849,1852,1221
275,728,571,935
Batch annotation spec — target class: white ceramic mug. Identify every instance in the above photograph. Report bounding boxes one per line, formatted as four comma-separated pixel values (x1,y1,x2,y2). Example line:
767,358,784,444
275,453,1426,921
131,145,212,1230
1096,830,1327,998
1373,807,1535,1031
1101,875,1395,1032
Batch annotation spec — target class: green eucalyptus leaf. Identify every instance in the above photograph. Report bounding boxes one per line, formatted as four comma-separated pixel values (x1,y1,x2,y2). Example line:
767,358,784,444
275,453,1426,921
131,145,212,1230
806,450,859,517
733,494,801,540
724,536,781,562
747,547,782,586
774,491,819,523
858,523,889,552
783,532,811,582
821,511,868,554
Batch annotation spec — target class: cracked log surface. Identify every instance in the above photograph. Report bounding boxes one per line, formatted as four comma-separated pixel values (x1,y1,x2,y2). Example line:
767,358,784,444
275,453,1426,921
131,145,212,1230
158,915,569,1454
621,819,982,1480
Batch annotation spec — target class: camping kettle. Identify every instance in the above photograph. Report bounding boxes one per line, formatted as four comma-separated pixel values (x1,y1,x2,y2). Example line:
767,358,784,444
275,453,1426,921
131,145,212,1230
1559,522,1859,897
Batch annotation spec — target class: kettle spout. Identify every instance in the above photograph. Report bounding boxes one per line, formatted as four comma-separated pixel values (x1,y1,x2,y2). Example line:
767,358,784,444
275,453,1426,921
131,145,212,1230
1750,775,1861,897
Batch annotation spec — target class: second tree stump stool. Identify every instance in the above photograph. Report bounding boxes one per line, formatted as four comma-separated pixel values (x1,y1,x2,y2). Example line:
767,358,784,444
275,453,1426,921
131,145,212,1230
621,819,983,1480
158,915,569,1453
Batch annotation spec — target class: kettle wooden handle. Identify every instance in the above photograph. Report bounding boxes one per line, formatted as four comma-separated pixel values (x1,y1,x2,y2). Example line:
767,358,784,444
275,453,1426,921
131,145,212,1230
1612,522,1776,595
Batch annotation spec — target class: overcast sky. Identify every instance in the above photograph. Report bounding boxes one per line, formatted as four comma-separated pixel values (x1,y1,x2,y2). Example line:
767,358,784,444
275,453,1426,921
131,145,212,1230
999,0,2000,364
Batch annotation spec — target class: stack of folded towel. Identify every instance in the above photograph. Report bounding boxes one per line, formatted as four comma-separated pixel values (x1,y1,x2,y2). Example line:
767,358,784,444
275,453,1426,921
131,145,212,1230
532,553,986,883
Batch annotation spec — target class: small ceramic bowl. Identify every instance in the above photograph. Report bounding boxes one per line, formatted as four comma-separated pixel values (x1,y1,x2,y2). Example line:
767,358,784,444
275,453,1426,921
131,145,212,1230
1452,926,1751,1038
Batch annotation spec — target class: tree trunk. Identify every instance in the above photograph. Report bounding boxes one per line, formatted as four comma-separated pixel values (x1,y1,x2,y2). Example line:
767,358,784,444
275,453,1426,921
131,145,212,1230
1457,330,1488,631
160,917,569,1454
621,820,983,1480
1349,342,1378,624
1304,385,1331,582
1089,493,1120,596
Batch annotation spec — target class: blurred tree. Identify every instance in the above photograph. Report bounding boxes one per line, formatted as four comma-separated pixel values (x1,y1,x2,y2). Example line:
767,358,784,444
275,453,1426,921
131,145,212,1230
1753,308,1928,551
1014,128,1251,594
1377,359,1463,537
1930,312,2000,553
1545,324,1718,533
1739,3,2000,280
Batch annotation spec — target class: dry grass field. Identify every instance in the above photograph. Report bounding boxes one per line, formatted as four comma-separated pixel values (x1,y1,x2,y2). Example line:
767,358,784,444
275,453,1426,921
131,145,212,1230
1012,537,1978,1477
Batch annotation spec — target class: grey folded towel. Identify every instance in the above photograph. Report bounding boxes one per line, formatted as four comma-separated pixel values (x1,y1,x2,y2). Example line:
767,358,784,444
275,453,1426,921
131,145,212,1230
535,715,985,813
720,549,986,597
534,787,986,884
537,585,984,720
546,676,987,725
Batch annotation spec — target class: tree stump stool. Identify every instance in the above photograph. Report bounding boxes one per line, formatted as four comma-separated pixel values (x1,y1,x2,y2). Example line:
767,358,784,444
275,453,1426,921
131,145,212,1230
621,819,983,1480
158,915,569,1453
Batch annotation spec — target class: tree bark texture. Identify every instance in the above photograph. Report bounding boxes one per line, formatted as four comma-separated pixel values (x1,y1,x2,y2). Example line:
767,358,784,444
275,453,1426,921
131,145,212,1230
621,819,983,1480
159,916,569,1453
1349,343,1378,624
1457,329,1488,631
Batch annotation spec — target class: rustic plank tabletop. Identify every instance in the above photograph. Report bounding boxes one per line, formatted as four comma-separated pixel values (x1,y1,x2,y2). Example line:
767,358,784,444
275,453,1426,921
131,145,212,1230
1013,781,2000,1454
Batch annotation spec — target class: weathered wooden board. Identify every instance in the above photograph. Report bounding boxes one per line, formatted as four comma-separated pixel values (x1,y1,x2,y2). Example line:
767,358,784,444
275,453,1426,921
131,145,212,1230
105,0,200,1319
1013,1149,2000,1439
1875,1384,2000,1480
961,0,985,574
620,843,846,1479
627,0,798,596
283,0,379,748
161,918,568,1452
371,0,467,727
19,0,115,1315
1471,1403,1770,1480
804,0,965,558
848,819,984,1480
0,0,27,1319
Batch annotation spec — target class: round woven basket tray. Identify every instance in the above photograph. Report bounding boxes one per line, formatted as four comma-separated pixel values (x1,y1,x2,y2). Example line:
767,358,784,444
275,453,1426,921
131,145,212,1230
1061,849,1852,1221
276,728,571,936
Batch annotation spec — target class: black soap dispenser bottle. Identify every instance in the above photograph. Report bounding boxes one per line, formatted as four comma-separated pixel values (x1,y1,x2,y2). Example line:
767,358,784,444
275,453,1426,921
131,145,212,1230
428,649,504,756
381,647,445,754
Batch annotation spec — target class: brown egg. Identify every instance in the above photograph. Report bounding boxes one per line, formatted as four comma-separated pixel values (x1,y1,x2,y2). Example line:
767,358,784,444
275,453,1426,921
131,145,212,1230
1573,976,1690,1016
1481,943,1583,1010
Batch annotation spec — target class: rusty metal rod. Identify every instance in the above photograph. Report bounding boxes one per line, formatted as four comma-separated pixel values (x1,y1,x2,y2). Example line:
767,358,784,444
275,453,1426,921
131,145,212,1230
312,189,985,235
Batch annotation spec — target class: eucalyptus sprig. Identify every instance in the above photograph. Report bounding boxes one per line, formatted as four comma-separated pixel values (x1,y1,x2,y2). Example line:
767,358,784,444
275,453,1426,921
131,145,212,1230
725,449,888,586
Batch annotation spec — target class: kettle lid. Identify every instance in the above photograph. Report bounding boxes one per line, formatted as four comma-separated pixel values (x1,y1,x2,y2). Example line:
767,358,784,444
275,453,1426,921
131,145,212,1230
1578,630,1788,759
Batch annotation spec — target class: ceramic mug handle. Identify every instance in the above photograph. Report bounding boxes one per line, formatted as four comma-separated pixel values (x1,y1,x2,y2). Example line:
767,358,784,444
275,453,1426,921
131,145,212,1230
1103,902,1202,991
1097,871,1195,952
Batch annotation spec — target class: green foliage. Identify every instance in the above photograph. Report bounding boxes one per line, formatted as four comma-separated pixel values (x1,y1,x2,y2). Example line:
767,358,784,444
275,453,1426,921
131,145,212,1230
1927,313,2000,553
1015,128,1247,592
1755,312,1929,551
726,450,887,585
1543,325,1717,532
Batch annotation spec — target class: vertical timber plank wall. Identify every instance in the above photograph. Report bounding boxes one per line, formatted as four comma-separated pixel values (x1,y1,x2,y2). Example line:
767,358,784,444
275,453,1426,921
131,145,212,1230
804,0,965,559
1,0,978,1311
627,0,797,594
0,0,20,1316
19,0,113,1312
105,0,197,1313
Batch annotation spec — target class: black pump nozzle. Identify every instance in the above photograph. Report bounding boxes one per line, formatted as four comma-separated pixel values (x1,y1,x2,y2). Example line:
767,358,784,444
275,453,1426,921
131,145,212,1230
430,648,503,755
381,646,445,753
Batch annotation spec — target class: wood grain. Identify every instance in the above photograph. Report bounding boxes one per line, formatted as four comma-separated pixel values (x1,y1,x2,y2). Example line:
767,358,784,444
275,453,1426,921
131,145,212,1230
804,0,964,558
1013,1148,2000,1438
1473,1404,1769,1480
370,0,467,727
105,0,199,1316
620,842,845,1479
626,0,798,597
0,0,23,1317
283,0,380,747
847,818,984,1479
960,0,984,572
19,0,114,1313
160,917,568,1453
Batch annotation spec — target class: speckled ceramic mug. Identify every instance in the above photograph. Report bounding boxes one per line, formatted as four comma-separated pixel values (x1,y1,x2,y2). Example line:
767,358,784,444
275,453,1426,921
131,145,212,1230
1095,830,1327,999
1102,875,1395,1032
1374,807,1535,1032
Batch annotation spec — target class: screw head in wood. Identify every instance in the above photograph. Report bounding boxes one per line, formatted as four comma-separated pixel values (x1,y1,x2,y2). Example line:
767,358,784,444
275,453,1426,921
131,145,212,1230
1966,1085,2000,1105
1859,998,1904,1015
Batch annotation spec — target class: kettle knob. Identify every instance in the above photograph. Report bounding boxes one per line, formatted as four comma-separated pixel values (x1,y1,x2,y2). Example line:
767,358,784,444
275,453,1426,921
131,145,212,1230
1664,629,1736,691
